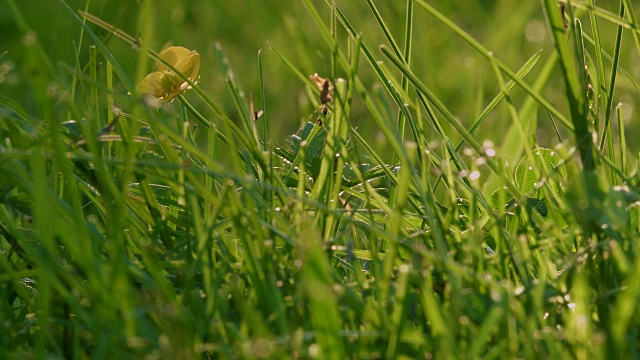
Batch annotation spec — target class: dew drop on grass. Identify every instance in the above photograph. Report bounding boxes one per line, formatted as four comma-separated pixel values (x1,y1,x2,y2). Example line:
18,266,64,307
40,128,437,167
308,344,320,358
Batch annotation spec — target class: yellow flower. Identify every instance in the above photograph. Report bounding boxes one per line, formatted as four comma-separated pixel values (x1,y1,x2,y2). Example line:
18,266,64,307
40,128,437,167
136,46,200,106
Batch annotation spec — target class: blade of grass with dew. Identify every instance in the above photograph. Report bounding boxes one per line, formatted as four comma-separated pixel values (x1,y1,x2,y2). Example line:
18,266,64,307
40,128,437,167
600,2,625,151
543,0,594,170
450,50,544,192
580,31,640,93
462,50,542,152
587,0,607,122
499,51,557,167
487,51,538,196
300,0,414,167
378,46,518,198
258,49,268,152
323,3,470,207
413,0,573,132
323,39,360,240
617,104,627,175
329,2,432,157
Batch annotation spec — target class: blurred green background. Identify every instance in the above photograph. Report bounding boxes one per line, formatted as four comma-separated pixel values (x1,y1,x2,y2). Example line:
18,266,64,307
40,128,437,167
1,0,638,159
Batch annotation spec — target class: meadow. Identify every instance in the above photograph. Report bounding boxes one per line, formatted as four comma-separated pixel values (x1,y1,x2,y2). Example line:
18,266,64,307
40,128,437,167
1,0,640,358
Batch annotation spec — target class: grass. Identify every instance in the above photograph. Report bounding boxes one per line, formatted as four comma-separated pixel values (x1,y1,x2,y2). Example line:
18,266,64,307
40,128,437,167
1,0,640,358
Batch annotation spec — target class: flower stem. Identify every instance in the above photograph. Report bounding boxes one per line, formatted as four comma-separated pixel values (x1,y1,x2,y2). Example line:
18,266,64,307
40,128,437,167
178,94,230,146
178,94,210,129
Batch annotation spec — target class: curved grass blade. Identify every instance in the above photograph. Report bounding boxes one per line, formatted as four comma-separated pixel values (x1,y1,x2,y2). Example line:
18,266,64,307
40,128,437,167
412,0,573,132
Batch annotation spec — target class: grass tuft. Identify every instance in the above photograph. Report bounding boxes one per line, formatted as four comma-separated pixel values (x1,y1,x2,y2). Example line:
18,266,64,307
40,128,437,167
1,0,640,358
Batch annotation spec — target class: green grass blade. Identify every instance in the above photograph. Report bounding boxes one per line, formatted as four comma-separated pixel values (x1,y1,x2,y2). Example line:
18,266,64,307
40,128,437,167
600,2,625,151
542,0,594,170
412,0,573,132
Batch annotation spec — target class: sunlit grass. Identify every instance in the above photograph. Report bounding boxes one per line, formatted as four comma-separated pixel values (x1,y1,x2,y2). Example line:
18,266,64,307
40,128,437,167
1,0,640,358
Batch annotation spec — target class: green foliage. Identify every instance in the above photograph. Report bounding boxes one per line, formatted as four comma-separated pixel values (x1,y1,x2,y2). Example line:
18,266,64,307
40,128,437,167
1,0,640,359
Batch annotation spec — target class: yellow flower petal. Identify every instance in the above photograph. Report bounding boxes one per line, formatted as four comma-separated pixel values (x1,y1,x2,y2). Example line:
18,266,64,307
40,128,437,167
136,71,162,95
158,72,185,101
174,51,200,83
156,46,195,72
136,46,200,106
